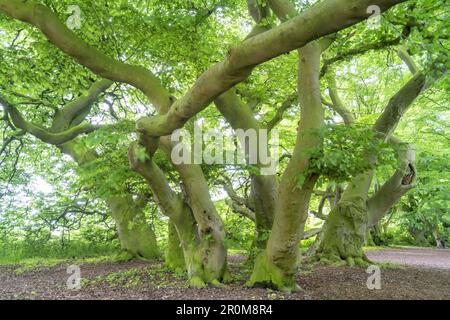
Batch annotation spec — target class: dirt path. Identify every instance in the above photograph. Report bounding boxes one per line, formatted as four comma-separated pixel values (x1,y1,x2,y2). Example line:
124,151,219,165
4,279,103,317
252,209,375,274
366,248,450,270
0,248,448,300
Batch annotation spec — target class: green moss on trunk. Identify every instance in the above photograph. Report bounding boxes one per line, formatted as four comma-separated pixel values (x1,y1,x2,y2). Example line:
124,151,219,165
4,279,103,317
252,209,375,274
116,217,160,260
316,197,370,266
109,196,160,260
165,222,185,273
168,206,222,288
247,251,300,293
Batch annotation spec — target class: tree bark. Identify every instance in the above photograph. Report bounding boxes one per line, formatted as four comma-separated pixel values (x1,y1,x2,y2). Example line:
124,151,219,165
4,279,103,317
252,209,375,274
249,41,324,292
166,221,186,273
159,136,227,283
129,142,226,287
367,137,416,227
316,177,372,266
108,195,160,260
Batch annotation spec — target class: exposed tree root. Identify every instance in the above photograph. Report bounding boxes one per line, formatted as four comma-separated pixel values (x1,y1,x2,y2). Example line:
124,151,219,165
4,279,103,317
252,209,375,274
113,250,138,262
247,251,301,293
314,251,372,267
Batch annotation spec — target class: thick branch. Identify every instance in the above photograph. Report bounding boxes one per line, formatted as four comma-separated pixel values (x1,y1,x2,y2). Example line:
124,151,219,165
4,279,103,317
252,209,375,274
225,198,256,222
367,136,416,227
374,72,426,137
268,0,297,21
134,0,406,137
327,75,355,125
268,0,337,51
51,79,113,132
1,97,98,145
0,0,171,111
215,89,262,132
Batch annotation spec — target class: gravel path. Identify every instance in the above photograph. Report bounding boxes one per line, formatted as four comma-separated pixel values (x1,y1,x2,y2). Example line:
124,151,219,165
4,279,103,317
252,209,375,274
366,248,450,270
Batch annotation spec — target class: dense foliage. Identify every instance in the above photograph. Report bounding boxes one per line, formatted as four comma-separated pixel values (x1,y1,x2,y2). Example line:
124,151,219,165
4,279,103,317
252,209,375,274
0,0,448,290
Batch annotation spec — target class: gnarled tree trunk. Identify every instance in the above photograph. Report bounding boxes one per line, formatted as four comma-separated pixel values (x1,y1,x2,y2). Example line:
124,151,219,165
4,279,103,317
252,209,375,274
249,40,325,292
316,71,426,265
108,195,160,260
316,174,373,266
129,141,226,287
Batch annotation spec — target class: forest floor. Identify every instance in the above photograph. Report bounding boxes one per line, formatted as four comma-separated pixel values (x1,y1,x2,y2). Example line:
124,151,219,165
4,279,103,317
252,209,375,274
0,247,449,300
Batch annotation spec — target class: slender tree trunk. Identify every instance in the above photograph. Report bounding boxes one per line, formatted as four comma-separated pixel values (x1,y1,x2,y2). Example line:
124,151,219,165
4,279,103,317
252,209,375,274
249,41,324,292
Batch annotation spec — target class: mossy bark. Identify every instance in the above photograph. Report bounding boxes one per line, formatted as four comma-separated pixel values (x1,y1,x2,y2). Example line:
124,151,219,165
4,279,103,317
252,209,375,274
108,196,160,260
129,145,226,287
247,251,299,292
315,196,369,266
249,41,324,291
249,177,317,292
251,175,276,250
165,221,185,273
315,171,373,266
159,137,227,284
168,203,205,286
169,203,221,288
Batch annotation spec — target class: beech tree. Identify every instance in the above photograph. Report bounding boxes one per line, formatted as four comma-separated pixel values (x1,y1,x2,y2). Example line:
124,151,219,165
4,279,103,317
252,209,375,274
0,0,447,292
